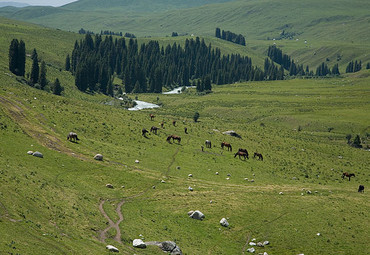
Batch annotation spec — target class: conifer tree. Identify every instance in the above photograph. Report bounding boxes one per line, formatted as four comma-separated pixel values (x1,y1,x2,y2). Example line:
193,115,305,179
30,49,39,85
53,78,63,95
65,54,71,71
17,40,26,76
204,75,212,91
331,63,340,75
39,61,47,90
215,28,221,38
8,39,19,75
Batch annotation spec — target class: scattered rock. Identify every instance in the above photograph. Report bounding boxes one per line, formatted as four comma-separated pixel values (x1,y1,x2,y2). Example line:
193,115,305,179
152,186,156,189
244,178,248,181
306,190,312,194
338,156,343,159
189,210,205,220
187,211,194,216
263,252,269,255
106,245,119,252
135,159,140,163
94,154,103,161
263,241,270,246
220,218,229,227
210,200,213,204
279,192,283,195
27,151,33,155
226,177,230,180
227,173,231,176
249,242,256,246
292,177,297,180
106,184,114,189
133,239,146,248
257,242,264,247
215,172,219,175
316,233,321,236
176,166,181,170
188,186,193,191
251,238,256,241
161,180,166,183
32,151,43,158
121,185,125,188
222,130,242,138
188,174,193,177
247,247,255,253
250,179,255,182
159,241,182,255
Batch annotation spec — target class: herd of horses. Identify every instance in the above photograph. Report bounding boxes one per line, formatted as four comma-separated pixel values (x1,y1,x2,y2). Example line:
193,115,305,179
65,112,364,193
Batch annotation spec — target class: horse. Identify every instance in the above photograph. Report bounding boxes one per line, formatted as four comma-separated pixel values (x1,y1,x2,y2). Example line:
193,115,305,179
150,126,159,134
67,132,79,142
238,148,249,159
150,114,155,121
358,185,364,193
160,122,164,128
234,151,248,160
205,140,212,148
142,128,149,136
184,127,188,134
342,172,355,181
172,120,176,126
253,152,263,161
221,142,232,151
167,134,181,144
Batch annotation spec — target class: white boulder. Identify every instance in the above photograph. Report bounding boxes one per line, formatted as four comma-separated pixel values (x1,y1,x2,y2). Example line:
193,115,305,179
27,151,34,155
189,210,205,220
32,151,43,158
133,239,146,248
106,245,119,252
220,218,229,227
106,184,114,189
94,154,103,161
247,247,255,253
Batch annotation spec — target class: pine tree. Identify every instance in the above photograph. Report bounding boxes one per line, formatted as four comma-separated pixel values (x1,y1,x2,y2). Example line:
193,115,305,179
366,62,370,69
215,28,221,38
30,49,39,85
204,75,212,91
65,54,71,71
8,39,19,75
331,63,340,75
17,40,26,76
53,78,63,95
39,61,47,90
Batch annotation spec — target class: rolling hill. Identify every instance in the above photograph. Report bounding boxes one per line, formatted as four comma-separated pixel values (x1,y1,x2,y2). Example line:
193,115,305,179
0,16,369,255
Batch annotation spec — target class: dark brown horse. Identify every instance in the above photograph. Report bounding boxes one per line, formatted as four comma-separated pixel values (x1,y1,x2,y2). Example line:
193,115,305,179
221,142,232,151
67,132,79,142
253,152,263,161
142,128,149,136
150,126,159,134
358,185,364,193
238,148,249,159
167,134,181,144
342,172,355,181
234,151,248,160
150,114,155,121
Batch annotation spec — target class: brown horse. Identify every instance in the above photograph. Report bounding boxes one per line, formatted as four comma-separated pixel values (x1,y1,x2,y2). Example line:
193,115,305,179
221,142,232,151
142,128,149,136
150,114,155,121
342,172,355,181
253,152,263,161
234,151,248,160
150,126,159,134
67,132,79,142
167,135,181,144
238,148,249,159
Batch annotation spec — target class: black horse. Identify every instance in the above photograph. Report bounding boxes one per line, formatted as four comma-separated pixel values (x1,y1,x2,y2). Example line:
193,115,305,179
142,128,149,137
253,152,263,161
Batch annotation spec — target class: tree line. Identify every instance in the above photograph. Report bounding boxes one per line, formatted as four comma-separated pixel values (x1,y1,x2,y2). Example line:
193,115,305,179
68,34,270,95
8,39,63,95
215,28,246,46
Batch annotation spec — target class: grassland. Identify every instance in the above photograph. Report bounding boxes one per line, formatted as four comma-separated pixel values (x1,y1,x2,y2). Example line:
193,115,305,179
0,17,369,255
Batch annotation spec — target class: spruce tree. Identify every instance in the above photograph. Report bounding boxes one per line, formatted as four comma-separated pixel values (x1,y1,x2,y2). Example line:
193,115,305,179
17,40,26,76
65,54,71,71
204,75,212,91
8,39,19,75
30,49,39,85
39,61,47,90
332,63,340,75
215,28,221,38
53,78,63,95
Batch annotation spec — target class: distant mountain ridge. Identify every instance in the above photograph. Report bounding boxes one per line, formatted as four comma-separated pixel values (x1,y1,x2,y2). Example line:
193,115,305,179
0,1,29,7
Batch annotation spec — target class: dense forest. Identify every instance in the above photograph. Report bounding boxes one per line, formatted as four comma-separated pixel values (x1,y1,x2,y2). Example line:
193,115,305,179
215,28,246,46
68,34,269,94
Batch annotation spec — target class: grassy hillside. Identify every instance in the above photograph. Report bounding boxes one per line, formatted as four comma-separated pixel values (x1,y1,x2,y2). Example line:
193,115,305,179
0,17,369,255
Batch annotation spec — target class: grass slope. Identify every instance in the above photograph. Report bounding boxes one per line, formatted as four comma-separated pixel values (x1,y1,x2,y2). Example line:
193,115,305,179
0,17,369,255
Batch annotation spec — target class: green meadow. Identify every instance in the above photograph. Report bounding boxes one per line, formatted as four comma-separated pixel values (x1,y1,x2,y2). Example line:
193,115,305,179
0,15,369,255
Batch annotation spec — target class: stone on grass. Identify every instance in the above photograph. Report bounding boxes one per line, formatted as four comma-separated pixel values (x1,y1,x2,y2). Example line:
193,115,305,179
222,130,242,138
279,192,283,195
189,210,205,220
220,218,229,227
215,172,219,175
106,184,114,189
27,151,34,155
135,159,140,163
249,242,256,246
187,211,194,216
159,241,182,255
106,245,119,252
263,241,270,246
247,247,255,253
257,242,264,247
188,174,193,177
94,154,103,161
133,239,146,248
161,180,166,183
32,151,43,158
188,186,193,191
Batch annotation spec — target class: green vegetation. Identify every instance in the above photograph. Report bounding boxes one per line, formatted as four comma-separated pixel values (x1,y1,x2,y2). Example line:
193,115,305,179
0,14,369,255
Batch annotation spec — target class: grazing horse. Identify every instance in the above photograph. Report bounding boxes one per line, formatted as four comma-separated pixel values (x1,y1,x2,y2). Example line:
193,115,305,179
221,142,232,151
167,134,181,144
67,132,79,142
253,152,263,161
238,148,249,159
234,151,248,160
142,128,149,136
358,185,364,193
342,172,355,181
150,114,155,121
172,120,176,126
205,140,212,148
150,126,159,134
184,127,188,134
160,122,164,128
